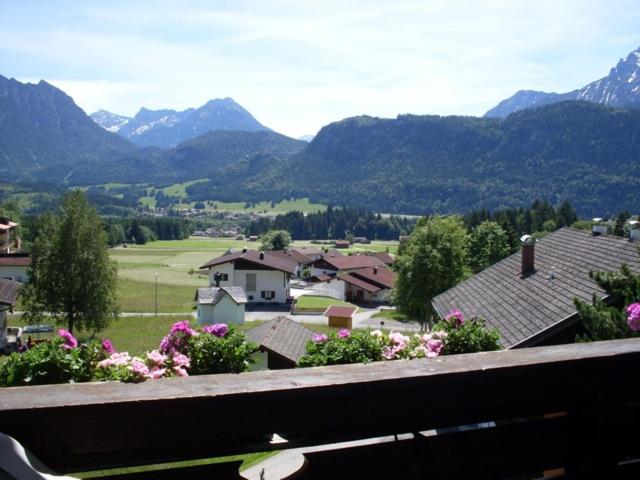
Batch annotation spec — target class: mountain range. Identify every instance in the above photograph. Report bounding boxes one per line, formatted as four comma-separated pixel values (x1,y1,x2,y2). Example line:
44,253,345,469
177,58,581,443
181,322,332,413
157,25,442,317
90,98,269,148
485,46,640,117
1,44,640,217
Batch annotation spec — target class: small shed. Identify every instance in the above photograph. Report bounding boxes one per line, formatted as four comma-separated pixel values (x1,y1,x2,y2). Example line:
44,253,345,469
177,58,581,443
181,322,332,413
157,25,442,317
334,240,350,249
195,286,247,325
324,305,358,329
245,316,316,370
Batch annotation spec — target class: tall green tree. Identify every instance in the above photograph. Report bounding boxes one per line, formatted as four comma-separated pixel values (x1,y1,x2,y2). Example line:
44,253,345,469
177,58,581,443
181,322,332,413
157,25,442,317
467,221,510,273
260,230,292,251
393,216,468,328
23,191,119,334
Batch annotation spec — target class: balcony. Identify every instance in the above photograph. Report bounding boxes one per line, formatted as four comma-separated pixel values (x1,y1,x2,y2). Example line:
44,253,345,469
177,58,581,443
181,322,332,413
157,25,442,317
1,338,640,479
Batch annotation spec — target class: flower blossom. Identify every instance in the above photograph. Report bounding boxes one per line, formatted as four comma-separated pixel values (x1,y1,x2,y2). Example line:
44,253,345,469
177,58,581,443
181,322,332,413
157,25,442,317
130,358,149,377
338,329,350,338
58,329,78,350
446,309,464,327
173,366,189,377
202,323,229,337
169,320,198,337
101,339,115,354
312,333,328,343
147,350,167,366
627,303,640,331
147,366,167,380
172,351,191,369
426,339,444,357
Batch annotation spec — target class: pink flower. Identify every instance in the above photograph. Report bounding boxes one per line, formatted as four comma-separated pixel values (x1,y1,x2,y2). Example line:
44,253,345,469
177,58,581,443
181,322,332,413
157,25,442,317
426,339,444,357
382,346,397,360
389,332,409,347
147,366,167,380
446,309,464,327
627,303,640,331
312,333,328,343
147,350,166,366
102,339,115,354
172,351,190,369
58,329,78,350
170,320,198,337
202,323,229,337
173,366,189,377
130,358,149,377
338,329,350,338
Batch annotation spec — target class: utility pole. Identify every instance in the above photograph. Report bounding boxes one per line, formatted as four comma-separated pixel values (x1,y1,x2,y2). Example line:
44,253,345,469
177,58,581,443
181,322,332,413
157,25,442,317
155,272,159,321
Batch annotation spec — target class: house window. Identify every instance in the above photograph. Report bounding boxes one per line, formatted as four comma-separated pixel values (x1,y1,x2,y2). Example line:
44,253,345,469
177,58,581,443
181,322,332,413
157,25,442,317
220,273,229,281
245,273,256,292
261,290,276,300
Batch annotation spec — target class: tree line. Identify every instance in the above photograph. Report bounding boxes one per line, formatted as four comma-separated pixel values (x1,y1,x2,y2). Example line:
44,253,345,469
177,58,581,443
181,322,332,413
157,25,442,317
103,217,191,246
244,207,415,240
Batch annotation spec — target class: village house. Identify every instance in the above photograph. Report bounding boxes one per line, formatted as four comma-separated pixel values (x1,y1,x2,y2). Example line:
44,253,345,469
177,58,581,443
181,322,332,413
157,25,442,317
245,316,315,370
432,226,640,349
0,218,30,283
195,278,247,325
268,249,315,277
309,264,396,303
200,248,297,304
334,239,350,249
311,253,385,277
0,278,21,354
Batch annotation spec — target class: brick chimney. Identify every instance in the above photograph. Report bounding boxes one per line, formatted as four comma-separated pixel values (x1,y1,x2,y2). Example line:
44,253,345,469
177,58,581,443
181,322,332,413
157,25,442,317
373,266,378,275
520,235,536,276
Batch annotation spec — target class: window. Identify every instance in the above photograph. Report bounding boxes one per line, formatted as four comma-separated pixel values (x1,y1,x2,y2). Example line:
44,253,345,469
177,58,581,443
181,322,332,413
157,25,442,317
245,273,256,292
220,273,229,281
261,290,275,300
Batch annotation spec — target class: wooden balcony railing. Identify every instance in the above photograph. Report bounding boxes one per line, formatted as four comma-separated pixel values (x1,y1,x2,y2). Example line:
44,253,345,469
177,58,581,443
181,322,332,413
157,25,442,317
1,338,640,479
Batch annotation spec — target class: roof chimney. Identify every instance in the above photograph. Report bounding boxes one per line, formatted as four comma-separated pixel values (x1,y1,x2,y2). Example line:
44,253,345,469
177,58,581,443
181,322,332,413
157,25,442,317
214,271,221,288
373,266,378,274
242,247,247,253
259,251,265,260
520,235,536,276
592,218,608,236
629,220,640,242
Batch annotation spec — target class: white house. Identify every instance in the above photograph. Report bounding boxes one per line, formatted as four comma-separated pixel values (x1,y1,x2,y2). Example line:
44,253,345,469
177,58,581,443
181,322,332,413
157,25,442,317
195,286,247,325
310,253,385,277
0,278,21,353
0,254,31,283
199,249,297,304
309,265,395,304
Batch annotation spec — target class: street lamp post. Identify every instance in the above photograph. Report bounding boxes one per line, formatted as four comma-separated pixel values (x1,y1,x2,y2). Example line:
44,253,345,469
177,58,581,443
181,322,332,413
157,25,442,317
155,272,159,321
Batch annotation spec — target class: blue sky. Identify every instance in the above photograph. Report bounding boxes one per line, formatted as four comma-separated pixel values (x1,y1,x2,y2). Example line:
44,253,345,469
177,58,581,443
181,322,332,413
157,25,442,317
2,0,639,137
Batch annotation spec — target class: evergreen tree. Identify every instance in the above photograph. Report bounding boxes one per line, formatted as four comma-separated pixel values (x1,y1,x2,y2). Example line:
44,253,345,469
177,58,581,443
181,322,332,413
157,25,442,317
23,191,119,334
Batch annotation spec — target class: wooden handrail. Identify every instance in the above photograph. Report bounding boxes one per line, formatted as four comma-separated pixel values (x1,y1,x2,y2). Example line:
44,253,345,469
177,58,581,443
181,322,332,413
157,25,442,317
1,338,640,478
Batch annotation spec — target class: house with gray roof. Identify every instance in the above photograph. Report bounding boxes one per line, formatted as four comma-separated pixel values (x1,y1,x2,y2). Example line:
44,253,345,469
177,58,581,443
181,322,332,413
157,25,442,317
245,316,315,370
432,227,640,349
200,248,297,304
195,285,247,325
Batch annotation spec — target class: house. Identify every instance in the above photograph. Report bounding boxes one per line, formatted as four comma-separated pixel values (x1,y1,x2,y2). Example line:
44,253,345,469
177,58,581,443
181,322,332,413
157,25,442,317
353,237,371,244
200,248,297,304
245,316,315,370
325,305,358,329
0,278,21,353
195,284,247,325
269,249,314,277
248,235,259,242
311,253,385,277
334,240,350,249
0,253,31,283
339,265,395,303
373,251,395,266
432,227,640,349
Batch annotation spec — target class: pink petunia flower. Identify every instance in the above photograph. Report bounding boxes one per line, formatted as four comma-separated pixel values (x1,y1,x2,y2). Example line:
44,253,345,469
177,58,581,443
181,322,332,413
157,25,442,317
173,366,189,377
58,328,78,350
130,358,149,377
147,350,167,366
627,303,640,331
147,366,167,380
338,329,350,338
172,351,191,369
202,323,229,337
312,333,328,343
445,309,464,327
426,339,444,357
101,339,115,354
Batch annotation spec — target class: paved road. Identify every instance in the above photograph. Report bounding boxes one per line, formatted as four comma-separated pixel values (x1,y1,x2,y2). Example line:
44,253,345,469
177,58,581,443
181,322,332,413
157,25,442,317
241,435,411,480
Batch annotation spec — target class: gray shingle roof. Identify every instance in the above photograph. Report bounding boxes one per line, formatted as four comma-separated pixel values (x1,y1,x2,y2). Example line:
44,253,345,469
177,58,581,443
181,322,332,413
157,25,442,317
195,286,247,305
432,228,640,349
245,316,315,363
0,278,21,307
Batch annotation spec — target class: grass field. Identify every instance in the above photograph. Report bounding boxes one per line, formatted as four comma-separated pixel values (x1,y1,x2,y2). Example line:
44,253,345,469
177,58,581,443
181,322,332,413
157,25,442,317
295,295,358,311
